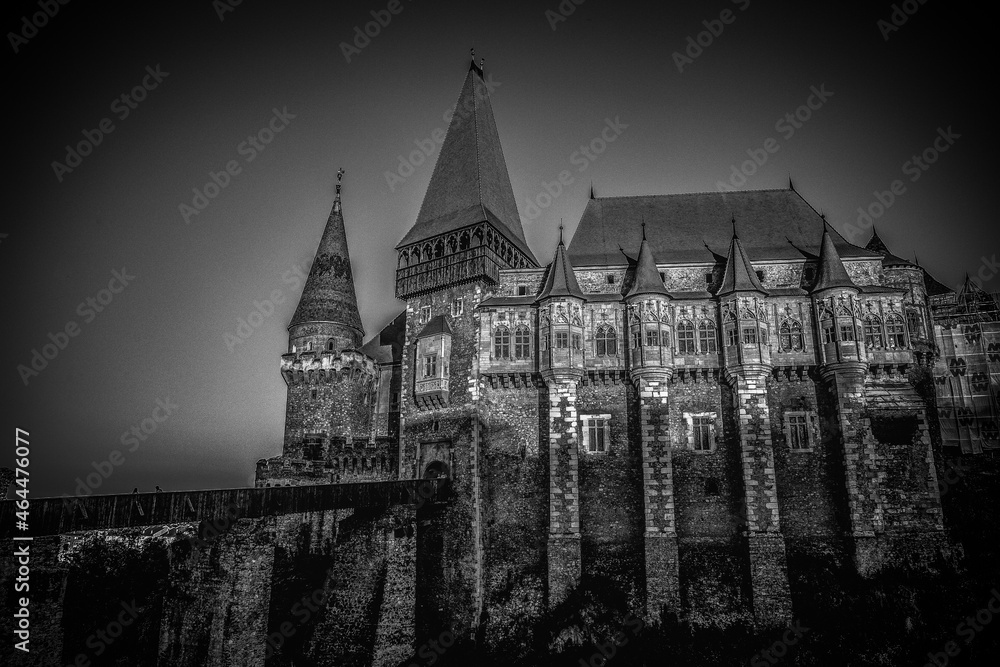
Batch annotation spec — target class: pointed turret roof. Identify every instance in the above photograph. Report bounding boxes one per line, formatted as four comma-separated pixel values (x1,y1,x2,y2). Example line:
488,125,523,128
812,222,857,292
627,223,668,298
537,226,584,301
289,171,364,336
396,60,537,265
718,223,765,295
865,226,914,267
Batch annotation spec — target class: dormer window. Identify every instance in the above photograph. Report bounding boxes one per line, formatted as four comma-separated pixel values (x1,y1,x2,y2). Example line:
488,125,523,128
414,315,452,409
517,285,528,296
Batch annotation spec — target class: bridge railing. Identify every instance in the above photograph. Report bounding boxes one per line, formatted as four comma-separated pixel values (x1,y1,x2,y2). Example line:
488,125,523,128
0,479,448,539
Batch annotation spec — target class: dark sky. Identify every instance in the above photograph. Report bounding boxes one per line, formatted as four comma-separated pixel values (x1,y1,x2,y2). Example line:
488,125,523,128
3,0,996,497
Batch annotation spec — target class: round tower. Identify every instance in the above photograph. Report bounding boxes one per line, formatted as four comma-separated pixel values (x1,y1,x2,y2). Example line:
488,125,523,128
625,223,674,384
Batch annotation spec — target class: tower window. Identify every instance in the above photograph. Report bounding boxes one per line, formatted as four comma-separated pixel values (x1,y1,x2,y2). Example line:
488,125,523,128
659,272,666,283
705,273,714,285
606,273,616,284
310,389,318,400
645,329,660,347
571,333,582,350
555,331,568,348
839,324,856,342
755,270,765,283
741,327,758,344
422,354,437,378
419,306,431,324
451,298,464,316
327,339,335,352
517,285,528,296
821,315,836,344
581,414,611,453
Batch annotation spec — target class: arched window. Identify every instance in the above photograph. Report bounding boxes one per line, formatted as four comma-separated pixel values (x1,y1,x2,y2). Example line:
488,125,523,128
494,325,511,358
698,321,718,353
514,325,531,359
326,339,335,352
596,325,617,356
676,320,695,354
779,320,803,352
907,311,923,339
864,316,884,348
820,313,836,344
886,315,906,348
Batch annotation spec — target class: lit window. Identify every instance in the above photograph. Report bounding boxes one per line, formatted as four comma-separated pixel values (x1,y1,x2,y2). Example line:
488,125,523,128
698,321,718,353
742,327,758,344
494,325,511,358
596,325,617,356
677,320,696,354
785,412,813,451
514,325,531,359
581,415,610,453
555,331,568,348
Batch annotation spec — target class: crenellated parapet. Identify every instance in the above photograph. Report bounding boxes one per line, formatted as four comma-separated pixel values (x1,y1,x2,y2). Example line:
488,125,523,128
280,349,378,386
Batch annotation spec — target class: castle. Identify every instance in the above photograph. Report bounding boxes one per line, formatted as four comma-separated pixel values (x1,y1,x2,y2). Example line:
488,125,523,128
253,54,999,638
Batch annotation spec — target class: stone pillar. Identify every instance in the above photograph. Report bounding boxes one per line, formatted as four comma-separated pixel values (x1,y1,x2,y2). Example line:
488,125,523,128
635,375,680,623
820,362,884,576
373,506,417,667
544,372,582,608
726,366,792,628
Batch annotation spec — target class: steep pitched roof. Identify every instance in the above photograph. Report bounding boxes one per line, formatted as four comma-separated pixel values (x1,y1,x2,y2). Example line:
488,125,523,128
567,188,878,267
416,314,453,338
289,186,363,335
626,225,669,298
812,223,858,292
865,227,915,267
923,268,954,296
397,63,537,265
718,229,765,295
537,232,585,301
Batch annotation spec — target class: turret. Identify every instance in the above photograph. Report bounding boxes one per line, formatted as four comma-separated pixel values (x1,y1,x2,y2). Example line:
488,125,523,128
537,225,586,383
625,222,673,382
717,222,771,370
866,226,933,355
812,222,864,369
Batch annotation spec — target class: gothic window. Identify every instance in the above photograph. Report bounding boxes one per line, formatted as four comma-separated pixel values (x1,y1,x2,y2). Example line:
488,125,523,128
572,333,582,350
645,328,660,347
785,412,812,450
434,240,444,258
741,327,758,345
886,315,906,348
698,320,718,353
581,415,610,453
447,236,457,254
839,324,856,342
494,325,511,358
555,331,569,348
596,325,617,356
327,339,335,351
864,315,883,348
677,320,696,354
514,325,531,359
821,314,836,344
779,320,804,352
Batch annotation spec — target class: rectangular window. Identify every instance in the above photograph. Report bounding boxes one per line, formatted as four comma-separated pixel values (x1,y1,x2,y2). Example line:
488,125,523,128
632,330,642,351
645,329,660,347
572,333,582,350
581,415,611,453
726,326,737,347
692,416,715,451
786,412,813,451
451,298,464,316
822,321,836,344
419,306,431,324
840,324,856,342
555,331,568,348
517,285,528,296
742,327,758,344
606,274,616,284
423,354,437,378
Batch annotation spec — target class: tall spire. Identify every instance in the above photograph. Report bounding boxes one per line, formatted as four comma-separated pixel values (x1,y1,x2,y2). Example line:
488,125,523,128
627,221,669,298
718,221,765,295
397,55,536,264
537,228,584,301
812,222,857,292
289,170,364,338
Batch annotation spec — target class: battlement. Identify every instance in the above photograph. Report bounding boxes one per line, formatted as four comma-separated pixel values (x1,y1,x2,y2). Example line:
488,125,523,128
280,348,378,384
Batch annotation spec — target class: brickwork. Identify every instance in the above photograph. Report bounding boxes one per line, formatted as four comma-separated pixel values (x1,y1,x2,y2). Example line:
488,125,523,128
544,376,582,607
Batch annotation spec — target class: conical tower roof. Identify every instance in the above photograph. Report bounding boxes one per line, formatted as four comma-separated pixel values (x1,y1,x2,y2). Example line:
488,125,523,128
812,222,857,292
865,226,915,268
289,172,364,337
537,227,585,301
626,223,668,298
396,59,537,265
718,223,765,295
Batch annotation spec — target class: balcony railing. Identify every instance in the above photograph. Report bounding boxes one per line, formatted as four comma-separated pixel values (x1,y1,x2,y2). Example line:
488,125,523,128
396,246,507,298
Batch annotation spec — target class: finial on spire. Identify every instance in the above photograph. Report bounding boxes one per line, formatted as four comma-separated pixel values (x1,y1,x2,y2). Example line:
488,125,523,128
334,167,345,211
558,220,564,246
471,46,475,61
641,219,647,241
731,215,738,238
